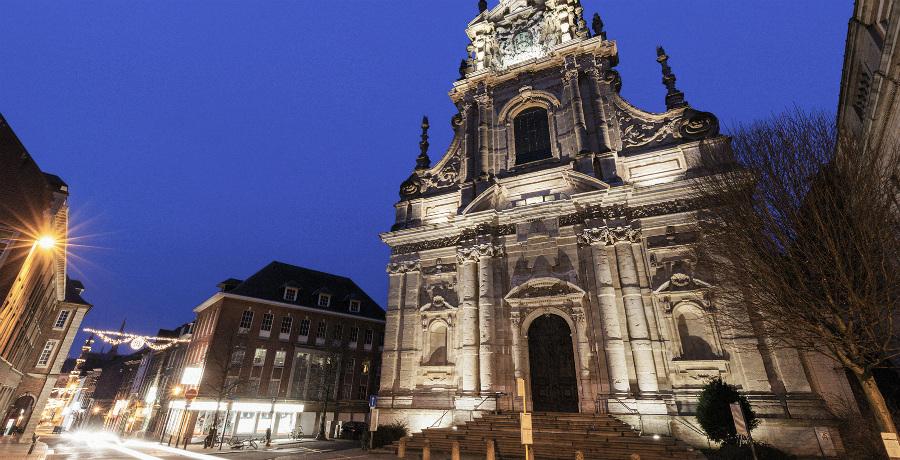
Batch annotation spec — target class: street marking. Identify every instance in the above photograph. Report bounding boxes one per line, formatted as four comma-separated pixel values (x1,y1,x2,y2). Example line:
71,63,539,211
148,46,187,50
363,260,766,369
125,440,223,460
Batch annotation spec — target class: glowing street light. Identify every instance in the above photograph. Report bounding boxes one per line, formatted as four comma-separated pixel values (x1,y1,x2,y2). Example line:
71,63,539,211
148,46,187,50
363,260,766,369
172,387,182,396
37,236,55,249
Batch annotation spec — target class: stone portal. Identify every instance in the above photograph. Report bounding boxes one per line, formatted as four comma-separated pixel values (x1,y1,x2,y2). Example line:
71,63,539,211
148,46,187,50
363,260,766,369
528,314,578,412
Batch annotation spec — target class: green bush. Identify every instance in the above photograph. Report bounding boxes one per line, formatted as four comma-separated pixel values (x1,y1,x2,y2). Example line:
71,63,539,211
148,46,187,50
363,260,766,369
360,421,409,450
696,376,759,443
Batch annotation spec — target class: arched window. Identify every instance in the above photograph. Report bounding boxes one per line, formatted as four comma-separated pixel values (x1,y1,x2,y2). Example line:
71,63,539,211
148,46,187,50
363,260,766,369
514,107,552,165
676,306,716,360
425,323,448,365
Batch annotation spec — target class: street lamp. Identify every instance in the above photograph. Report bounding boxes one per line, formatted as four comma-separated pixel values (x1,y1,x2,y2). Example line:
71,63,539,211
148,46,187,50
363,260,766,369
37,236,55,249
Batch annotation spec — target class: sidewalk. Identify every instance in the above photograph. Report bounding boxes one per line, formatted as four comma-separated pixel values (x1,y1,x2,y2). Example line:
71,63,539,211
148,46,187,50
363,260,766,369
0,435,48,460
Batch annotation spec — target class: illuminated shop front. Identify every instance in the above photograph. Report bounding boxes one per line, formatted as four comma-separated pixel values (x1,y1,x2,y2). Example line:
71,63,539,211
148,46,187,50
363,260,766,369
166,400,305,438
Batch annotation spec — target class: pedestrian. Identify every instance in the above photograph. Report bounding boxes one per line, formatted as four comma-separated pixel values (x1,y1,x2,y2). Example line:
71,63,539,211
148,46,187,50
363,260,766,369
265,427,271,447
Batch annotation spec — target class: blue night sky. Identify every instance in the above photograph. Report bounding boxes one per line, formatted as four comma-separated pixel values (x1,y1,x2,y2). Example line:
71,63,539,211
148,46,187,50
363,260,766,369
0,1,851,354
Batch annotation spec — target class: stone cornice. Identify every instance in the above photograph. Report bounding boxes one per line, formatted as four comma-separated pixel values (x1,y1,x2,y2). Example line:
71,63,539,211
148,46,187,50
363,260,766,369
389,198,698,256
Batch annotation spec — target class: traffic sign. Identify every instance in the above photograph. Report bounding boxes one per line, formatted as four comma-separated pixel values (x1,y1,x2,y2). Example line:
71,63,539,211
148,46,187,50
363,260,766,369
369,395,377,408
185,388,197,401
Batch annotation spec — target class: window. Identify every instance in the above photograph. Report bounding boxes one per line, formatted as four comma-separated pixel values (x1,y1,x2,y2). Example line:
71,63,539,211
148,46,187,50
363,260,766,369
247,378,260,396
349,300,361,312
343,383,353,399
298,319,310,337
349,327,359,345
0,227,13,262
36,340,57,367
253,348,267,366
345,358,355,376
231,348,245,365
513,107,552,165
54,310,70,329
317,294,331,307
316,322,327,339
239,310,254,332
268,380,281,398
364,329,374,345
332,324,343,344
281,317,292,334
361,360,370,374
284,287,298,301
274,350,286,367
357,385,368,401
261,314,274,331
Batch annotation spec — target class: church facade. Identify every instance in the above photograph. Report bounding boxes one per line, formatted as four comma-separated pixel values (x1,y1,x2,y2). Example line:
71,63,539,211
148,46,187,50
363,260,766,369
379,1,855,454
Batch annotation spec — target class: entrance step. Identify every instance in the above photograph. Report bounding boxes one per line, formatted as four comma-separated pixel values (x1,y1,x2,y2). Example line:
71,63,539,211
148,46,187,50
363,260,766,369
390,412,701,460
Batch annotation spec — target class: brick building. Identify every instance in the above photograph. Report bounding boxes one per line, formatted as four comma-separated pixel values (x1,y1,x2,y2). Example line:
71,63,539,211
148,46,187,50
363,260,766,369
169,261,385,441
0,113,92,440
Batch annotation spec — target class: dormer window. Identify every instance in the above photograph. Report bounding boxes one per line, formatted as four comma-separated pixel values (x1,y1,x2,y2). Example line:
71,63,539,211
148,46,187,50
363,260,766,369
349,300,361,312
284,287,298,301
318,294,331,307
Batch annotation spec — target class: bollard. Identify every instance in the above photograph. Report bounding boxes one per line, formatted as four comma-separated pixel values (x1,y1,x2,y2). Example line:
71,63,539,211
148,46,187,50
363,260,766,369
452,441,460,460
486,439,495,460
422,439,431,460
575,451,584,460
397,438,406,458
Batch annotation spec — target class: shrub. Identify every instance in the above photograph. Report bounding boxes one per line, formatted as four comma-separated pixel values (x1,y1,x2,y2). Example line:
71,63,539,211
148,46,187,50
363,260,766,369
696,376,759,443
361,421,409,450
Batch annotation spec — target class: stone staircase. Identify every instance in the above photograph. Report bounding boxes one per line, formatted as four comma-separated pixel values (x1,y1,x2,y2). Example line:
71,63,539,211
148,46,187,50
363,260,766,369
390,412,702,460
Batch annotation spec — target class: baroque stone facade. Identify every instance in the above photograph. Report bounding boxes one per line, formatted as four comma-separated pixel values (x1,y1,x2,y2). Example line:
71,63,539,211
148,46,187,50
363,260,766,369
379,1,855,455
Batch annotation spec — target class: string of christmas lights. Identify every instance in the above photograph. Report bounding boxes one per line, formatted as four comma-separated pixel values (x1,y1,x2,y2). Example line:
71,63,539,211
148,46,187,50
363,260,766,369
83,328,190,351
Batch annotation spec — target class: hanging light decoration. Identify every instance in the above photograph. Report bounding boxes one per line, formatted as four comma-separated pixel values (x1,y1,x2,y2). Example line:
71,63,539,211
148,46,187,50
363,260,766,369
83,328,190,351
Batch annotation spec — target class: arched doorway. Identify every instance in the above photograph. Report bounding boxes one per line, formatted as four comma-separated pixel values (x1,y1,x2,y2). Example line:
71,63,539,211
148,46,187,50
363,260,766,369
528,314,578,412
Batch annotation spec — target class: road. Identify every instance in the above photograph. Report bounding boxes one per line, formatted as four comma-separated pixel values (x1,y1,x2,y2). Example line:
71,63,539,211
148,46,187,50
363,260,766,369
43,435,369,460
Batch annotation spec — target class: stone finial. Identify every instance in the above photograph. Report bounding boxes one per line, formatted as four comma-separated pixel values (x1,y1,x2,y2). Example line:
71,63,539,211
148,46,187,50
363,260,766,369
479,0,488,13
592,14,607,40
656,46,687,110
415,116,431,170
575,7,589,38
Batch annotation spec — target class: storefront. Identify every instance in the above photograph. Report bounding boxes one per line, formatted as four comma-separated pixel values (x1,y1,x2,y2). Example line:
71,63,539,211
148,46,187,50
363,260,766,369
166,400,305,439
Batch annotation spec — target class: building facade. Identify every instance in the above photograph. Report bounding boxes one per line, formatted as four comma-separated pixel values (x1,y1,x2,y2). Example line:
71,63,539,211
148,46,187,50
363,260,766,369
173,262,385,441
837,0,899,148
0,113,92,441
378,0,857,455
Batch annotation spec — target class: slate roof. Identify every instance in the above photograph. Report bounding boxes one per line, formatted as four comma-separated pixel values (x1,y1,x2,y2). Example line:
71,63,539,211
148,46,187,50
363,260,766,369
64,277,91,305
223,261,385,321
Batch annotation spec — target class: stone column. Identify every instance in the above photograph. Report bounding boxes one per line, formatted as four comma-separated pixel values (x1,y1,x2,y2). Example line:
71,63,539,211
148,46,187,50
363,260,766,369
477,245,502,394
475,90,492,179
510,312,523,380
572,308,593,394
565,65,589,155
456,248,480,394
613,228,658,394
578,229,629,394
382,264,407,392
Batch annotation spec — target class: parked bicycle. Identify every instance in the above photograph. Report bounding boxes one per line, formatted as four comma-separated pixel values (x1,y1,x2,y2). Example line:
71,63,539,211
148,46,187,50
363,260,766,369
289,426,304,440
228,436,259,449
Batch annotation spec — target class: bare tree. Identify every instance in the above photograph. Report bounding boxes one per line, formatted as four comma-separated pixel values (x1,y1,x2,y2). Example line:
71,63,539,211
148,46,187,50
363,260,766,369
200,330,243,445
307,349,343,440
691,109,900,436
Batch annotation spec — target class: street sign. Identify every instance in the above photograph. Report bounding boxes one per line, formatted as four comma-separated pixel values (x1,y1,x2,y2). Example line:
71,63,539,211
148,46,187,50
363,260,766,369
369,395,377,408
271,397,277,404
185,389,197,401
520,412,533,445
370,409,379,431
730,403,748,437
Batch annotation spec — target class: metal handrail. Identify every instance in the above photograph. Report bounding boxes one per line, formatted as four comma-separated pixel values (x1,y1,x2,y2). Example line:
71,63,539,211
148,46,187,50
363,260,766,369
597,394,643,435
428,409,453,428
671,416,710,448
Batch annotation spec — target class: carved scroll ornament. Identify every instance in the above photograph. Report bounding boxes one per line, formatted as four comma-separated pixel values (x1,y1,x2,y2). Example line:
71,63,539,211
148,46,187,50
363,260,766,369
386,260,421,274
456,243,505,263
577,226,642,246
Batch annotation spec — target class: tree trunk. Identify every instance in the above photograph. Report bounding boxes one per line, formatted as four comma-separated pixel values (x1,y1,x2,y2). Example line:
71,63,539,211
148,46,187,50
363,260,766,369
855,371,898,434
316,398,328,440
